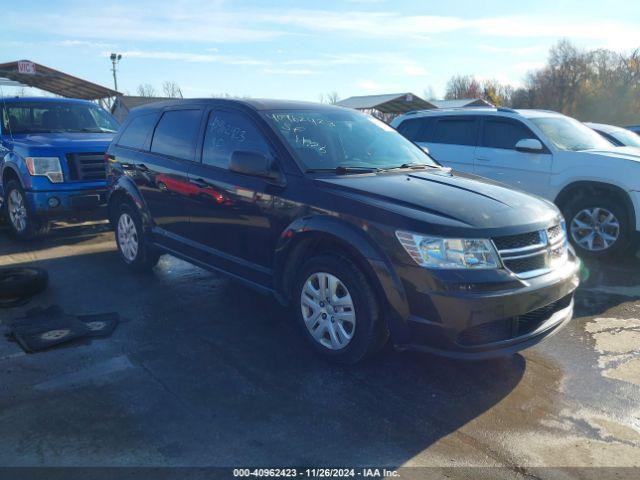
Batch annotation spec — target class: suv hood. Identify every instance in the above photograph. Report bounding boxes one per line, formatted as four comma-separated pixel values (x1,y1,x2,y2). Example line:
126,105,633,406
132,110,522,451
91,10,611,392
316,169,559,229
579,146,640,162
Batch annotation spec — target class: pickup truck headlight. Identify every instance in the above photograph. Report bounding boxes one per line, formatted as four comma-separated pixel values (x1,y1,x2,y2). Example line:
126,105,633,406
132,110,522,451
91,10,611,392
25,157,63,183
395,231,501,269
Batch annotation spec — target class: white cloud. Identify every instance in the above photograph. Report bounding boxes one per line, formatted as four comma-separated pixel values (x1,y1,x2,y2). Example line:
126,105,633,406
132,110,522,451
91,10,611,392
4,4,286,44
403,65,428,77
55,39,116,49
4,3,638,52
513,61,546,74
356,80,384,92
264,10,640,48
112,50,268,66
478,45,546,56
263,68,316,75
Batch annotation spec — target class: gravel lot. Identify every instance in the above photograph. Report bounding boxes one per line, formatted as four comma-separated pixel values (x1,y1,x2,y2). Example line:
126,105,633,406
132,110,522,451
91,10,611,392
0,221,639,478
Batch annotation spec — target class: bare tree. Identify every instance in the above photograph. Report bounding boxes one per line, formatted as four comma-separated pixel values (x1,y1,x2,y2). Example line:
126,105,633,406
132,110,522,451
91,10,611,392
423,86,437,101
136,84,157,97
444,75,512,106
162,81,183,98
444,75,482,100
319,92,340,104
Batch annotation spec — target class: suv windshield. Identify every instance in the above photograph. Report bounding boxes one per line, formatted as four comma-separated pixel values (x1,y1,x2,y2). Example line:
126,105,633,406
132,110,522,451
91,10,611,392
264,109,438,171
609,127,640,148
530,116,612,151
1,101,119,134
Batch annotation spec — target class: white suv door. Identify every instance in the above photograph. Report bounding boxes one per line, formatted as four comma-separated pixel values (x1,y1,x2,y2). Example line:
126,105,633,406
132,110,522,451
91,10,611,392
474,116,553,197
399,116,479,174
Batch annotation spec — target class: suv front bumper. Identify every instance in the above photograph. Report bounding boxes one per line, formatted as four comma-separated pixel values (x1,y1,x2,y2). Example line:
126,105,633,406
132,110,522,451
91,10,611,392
398,255,580,359
26,188,107,219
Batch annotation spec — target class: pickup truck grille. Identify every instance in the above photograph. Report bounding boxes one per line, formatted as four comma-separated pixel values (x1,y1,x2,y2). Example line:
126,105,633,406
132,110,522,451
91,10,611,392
493,224,568,278
66,153,106,181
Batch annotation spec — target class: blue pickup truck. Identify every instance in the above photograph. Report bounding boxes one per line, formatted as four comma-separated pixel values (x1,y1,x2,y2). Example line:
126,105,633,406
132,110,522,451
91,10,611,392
0,97,118,238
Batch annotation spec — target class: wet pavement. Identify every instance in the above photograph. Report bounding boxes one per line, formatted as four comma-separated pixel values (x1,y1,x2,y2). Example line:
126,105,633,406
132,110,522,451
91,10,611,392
0,221,639,477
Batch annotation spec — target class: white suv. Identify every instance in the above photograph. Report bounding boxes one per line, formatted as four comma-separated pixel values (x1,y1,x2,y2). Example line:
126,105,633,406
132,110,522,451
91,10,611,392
391,108,640,258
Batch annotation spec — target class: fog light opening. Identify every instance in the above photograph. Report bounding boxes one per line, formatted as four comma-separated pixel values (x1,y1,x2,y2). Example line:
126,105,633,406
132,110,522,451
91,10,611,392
48,197,60,208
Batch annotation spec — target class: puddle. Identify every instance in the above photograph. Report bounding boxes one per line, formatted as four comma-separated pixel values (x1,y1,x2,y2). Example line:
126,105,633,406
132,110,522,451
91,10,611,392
584,316,640,387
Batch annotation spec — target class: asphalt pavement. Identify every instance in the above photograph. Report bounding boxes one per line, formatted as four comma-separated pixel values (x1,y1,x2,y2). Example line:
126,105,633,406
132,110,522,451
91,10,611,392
0,221,639,478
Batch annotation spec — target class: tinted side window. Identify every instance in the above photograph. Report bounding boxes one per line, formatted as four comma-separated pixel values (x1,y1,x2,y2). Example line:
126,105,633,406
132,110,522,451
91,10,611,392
483,119,538,150
431,118,478,146
117,113,158,150
150,109,202,160
397,118,432,142
202,110,271,169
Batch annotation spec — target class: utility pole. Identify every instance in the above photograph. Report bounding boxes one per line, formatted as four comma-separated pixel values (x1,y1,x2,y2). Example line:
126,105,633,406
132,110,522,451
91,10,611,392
110,53,122,91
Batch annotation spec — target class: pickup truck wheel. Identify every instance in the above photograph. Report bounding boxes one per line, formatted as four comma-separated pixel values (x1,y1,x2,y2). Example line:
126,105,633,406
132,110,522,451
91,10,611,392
293,254,382,364
3,180,49,239
114,202,160,271
563,196,631,258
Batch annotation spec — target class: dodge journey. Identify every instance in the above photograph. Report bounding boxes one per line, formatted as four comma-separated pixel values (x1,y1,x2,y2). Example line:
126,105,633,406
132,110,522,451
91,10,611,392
106,99,580,363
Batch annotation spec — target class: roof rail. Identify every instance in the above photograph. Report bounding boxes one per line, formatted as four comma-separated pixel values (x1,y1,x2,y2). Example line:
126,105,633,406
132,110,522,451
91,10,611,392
496,107,518,114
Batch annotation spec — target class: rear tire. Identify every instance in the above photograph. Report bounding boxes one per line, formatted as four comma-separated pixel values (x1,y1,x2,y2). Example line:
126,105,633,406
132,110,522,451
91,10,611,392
114,201,160,271
293,254,383,364
562,195,631,258
3,180,50,239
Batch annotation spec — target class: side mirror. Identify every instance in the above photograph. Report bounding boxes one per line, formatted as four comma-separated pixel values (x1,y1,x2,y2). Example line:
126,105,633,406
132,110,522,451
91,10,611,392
229,150,280,181
420,146,430,154
515,138,544,153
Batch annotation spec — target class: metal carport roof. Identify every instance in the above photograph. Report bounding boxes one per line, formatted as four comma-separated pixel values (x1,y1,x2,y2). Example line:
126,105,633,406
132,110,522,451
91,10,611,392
0,60,119,100
337,93,436,114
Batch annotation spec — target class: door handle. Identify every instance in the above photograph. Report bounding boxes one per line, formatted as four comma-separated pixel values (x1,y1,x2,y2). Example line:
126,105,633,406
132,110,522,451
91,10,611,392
190,178,209,188
476,157,491,162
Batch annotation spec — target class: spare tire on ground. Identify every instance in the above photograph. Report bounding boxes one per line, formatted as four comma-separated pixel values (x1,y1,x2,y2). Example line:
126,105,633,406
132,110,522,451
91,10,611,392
0,267,49,306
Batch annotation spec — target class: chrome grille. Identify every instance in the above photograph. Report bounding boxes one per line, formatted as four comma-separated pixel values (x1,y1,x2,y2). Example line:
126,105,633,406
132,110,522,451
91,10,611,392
493,224,568,278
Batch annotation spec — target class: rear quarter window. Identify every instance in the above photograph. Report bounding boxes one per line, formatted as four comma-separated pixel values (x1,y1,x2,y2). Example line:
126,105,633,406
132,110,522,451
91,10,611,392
150,109,202,160
431,117,478,146
117,113,159,150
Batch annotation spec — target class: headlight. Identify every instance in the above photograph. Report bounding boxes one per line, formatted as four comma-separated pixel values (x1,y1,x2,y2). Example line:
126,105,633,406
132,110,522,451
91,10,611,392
25,157,63,183
395,231,501,269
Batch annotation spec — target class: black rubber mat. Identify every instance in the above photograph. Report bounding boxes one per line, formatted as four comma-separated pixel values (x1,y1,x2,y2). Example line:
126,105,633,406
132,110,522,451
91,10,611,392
7,305,120,353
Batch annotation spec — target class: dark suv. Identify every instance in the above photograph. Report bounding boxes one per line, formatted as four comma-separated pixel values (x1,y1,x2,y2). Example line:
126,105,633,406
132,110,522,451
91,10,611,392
106,99,580,363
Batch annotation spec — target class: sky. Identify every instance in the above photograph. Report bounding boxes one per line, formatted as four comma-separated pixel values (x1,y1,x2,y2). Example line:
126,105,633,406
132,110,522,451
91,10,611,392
2,0,640,101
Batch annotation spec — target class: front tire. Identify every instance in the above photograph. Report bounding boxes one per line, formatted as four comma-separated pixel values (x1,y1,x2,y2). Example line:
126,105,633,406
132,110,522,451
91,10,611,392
293,254,383,364
3,180,50,239
114,202,160,271
562,195,631,258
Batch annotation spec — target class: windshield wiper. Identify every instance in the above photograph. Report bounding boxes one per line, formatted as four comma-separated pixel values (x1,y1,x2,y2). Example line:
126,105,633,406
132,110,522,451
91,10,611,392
306,166,380,174
68,128,117,133
379,163,440,171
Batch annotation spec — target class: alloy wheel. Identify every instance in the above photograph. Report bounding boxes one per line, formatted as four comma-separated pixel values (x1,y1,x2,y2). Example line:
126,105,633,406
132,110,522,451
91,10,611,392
117,212,139,262
570,207,620,252
300,272,356,350
8,189,28,233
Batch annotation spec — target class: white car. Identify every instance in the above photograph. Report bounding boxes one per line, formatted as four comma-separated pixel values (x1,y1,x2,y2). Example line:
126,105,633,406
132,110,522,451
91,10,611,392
585,122,640,148
391,108,640,258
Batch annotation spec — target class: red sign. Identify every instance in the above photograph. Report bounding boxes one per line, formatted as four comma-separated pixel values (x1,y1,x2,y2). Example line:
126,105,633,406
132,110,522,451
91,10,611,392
17,61,36,75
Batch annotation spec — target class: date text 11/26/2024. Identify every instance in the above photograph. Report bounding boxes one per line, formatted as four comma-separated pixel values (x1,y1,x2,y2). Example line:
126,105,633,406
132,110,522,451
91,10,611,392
233,468,400,478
